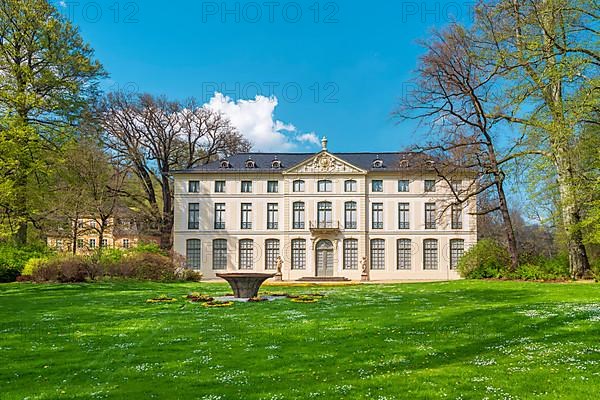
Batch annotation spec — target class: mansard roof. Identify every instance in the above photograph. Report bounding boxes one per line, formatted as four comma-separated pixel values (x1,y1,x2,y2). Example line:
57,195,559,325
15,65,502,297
175,151,439,174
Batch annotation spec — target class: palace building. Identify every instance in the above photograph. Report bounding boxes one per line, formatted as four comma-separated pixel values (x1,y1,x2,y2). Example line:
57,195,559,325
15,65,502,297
172,137,476,281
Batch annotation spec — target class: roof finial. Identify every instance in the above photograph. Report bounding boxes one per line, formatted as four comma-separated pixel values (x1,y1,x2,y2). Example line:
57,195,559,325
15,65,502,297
321,136,328,151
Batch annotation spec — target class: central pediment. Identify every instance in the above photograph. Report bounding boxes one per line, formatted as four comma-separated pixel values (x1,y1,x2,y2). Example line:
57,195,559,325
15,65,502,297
284,152,366,175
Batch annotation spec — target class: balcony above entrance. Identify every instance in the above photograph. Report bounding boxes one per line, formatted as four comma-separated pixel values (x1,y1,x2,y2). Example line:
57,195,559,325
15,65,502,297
309,221,341,234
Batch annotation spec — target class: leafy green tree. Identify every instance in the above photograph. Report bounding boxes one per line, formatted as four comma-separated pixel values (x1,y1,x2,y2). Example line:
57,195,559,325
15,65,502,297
0,0,105,244
475,0,598,277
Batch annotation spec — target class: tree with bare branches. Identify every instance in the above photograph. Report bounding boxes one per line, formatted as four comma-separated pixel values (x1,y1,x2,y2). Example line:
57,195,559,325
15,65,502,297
99,92,250,249
396,25,521,271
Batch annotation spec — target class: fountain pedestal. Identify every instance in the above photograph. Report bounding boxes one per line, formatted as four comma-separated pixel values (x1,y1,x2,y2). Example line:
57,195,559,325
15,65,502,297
216,273,275,298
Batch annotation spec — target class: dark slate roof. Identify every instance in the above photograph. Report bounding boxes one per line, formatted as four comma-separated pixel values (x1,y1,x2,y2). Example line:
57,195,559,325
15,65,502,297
174,151,438,174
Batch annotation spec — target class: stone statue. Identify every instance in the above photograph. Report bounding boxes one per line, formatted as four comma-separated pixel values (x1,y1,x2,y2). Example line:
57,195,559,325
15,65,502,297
276,256,283,275
361,257,369,281
361,257,368,274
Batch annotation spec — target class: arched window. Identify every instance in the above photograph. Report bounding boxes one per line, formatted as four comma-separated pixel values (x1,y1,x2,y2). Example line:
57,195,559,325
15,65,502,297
344,180,357,192
317,180,332,192
238,239,254,270
372,157,384,168
397,239,411,270
212,239,227,270
265,239,280,270
317,201,332,228
271,158,282,169
245,158,256,169
450,239,465,270
220,159,230,169
291,239,306,270
343,239,358,270
186,239,201,270
370,239,385,270
293,180,305,192
293,202,305,229
423,239,438,270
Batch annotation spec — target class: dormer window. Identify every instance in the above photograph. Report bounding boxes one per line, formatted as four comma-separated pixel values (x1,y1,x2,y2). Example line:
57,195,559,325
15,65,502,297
400,159,409,168
372,156,384,169
220,159,230,169
245,158,256,169
271,158,281,169
426,160,436,167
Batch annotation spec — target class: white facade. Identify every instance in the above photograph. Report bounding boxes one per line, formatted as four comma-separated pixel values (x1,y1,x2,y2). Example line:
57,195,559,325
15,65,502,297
173,144,477,281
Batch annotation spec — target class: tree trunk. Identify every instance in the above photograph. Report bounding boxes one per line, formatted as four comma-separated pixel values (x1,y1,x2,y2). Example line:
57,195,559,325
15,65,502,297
554,149,590,278
496,179,519,272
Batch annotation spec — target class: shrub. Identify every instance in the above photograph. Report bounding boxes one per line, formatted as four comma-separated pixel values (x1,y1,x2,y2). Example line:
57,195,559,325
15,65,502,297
120,253,178,281
21,257,49,277
457,239,510,279
0,243,52,282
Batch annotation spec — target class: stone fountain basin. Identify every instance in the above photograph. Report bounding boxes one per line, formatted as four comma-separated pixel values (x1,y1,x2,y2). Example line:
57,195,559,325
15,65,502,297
216,273,276,299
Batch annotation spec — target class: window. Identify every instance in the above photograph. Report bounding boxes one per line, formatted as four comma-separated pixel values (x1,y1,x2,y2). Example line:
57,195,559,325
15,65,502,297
293,202,305,229
398,180,409,192
370,239,385,270
267,203,279,229
425,203,436,229
89,238,96,249
77,239,84,249
188,180,200,193
265,239,280,270
398,203,410,229
291,239,306,270
397,239,411,270
122,239,130,249
186,239,201,270
188,203,200,229
372,203,383,229
372,159,384,168
451,204,463,229
241,181,253,193
215,181,225,193
220,160,230,169
241,203,252,229
271,159,281,169
345,201,357,229
101,239,108,248
345,180,357,192
213,239,227,270
450,239,465,269
267,181,279,193
451,180,462,193
424,180,436,192
56,239,62,249
77,220,84,229
90,220,96,229
372,180,383,192
318,180,332,192
423,239,438,270
214,203,226,230
293,180,305,192
343,239,359,269
245,159,256,168
317,202,333,227
238,240,254,269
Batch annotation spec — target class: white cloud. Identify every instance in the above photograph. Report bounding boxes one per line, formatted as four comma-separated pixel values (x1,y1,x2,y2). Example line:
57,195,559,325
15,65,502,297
204,92,319,152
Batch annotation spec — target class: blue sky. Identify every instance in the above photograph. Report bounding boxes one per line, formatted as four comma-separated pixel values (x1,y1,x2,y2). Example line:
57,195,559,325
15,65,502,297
57,0,475,152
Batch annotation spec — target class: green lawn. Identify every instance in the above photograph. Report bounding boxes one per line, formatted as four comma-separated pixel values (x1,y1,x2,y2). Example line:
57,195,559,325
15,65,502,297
1,281,599,400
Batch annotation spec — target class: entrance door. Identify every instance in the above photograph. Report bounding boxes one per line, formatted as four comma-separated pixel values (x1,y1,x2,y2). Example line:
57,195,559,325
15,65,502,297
316,240,334,277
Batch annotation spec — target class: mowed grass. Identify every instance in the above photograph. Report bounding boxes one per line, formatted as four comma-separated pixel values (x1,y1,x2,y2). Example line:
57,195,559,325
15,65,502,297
1,281,600,400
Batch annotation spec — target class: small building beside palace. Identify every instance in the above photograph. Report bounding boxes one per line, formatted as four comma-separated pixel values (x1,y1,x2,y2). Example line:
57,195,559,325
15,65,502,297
173,137,477,281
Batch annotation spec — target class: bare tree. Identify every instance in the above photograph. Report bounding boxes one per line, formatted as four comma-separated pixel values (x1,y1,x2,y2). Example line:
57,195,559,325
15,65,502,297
99,92,250,249
396,25,523,271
